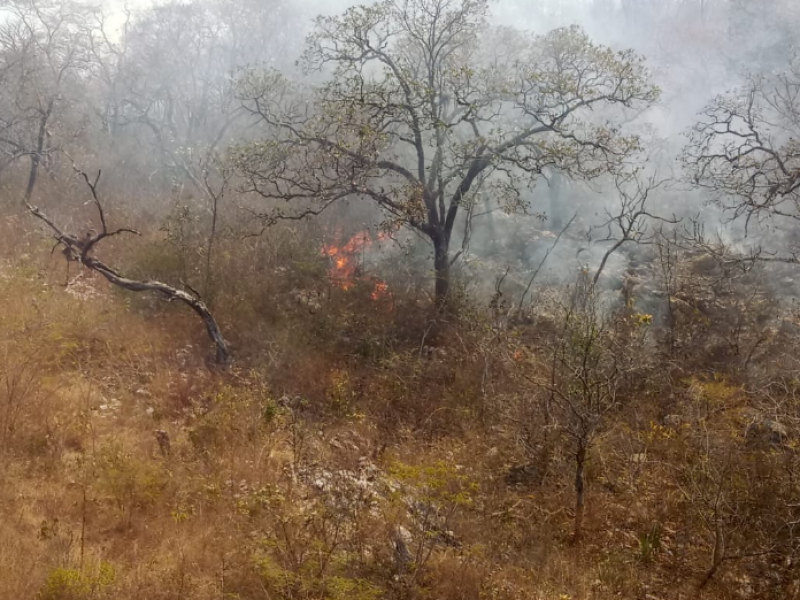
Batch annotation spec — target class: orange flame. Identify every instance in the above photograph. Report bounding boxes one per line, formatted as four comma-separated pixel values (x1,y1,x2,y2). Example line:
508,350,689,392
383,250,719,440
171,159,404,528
322,230,391,301
371,281,389,301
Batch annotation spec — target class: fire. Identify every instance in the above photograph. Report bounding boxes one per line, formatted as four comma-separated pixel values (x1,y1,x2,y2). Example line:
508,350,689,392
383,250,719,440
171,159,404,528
321,229,390,300
371,281,389,301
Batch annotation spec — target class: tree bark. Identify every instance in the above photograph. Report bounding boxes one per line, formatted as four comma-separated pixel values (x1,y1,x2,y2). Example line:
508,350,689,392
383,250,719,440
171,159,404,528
24,100,55,203
433,237,450,307
698,519,725,588
204,189,219,303
85,257,231,365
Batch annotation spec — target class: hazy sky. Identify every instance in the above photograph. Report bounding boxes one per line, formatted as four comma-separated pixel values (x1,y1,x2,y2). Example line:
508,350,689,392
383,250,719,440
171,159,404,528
99,0,603,38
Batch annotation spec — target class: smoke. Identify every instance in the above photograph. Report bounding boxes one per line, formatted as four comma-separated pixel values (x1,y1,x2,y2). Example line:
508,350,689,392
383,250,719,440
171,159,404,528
448,0,799,305
5,0,798,307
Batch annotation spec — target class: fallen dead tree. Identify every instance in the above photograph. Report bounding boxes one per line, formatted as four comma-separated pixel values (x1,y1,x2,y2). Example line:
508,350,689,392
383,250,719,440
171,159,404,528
25,171,231,365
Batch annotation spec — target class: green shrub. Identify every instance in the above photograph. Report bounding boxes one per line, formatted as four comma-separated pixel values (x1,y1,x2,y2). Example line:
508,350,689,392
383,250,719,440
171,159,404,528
95,445,168,520
327,576,382,600
39,562,115,600
638,524,663,564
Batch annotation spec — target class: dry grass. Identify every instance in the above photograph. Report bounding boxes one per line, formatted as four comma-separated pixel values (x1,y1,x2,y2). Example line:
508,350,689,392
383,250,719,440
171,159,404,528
0,224,796,600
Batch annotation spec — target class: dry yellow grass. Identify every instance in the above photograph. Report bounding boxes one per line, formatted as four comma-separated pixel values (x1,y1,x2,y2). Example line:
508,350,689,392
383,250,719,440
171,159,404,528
0,241,793,600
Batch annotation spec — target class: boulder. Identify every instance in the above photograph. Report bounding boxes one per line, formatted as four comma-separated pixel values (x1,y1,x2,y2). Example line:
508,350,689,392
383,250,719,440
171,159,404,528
746,417,789,446
505,462,544,488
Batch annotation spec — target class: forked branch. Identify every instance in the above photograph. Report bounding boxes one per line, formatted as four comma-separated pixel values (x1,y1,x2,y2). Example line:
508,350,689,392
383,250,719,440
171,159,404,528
25,171,231,365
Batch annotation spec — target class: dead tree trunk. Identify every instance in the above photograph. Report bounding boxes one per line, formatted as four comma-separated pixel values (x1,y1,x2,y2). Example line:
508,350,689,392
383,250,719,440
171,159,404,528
84,256,230,364
25,170,231,365
24,99,55,203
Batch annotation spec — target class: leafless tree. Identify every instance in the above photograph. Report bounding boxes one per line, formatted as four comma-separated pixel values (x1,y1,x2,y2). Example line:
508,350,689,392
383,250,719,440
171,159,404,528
513,286,652,542
24,169,231,364
676,413,789,589
106,2,242,191
0,0,94,197
589,169,673,287
684,58,800,263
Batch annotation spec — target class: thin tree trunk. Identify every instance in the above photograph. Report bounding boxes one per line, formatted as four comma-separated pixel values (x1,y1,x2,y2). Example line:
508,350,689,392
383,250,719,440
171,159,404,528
204,190,219,303
699,520,725,588
25,199,231,365
592,239,625,287
24,101,55,203
573,442,587,543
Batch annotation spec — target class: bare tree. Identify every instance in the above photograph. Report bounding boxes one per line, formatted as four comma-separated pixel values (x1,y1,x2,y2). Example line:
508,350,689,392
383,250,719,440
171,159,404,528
234,0,658,306
24,170,231,365
676,412,788,589
109,1,243,191
589,169,673,287
80,3,132,144
512,286,652,542
0,0,94,197
173,149,235,301
684,58,800,262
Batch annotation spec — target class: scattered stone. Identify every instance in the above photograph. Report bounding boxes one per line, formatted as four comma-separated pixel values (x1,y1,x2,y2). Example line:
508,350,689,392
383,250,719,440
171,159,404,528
96,397,122,415
505,462,544,488
300,459,459,548
663,414,685,428
277,394,304,410
65,272,103,301
395,525,413,545
746,417,789,446
291,289,323,313
421,346,448,360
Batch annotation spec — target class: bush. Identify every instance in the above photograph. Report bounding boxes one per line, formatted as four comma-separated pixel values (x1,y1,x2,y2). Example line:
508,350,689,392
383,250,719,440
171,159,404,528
94,445,169,525
39,562,115,600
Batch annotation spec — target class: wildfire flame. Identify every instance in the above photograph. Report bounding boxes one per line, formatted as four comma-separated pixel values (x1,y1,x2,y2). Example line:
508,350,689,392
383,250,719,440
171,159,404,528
321,229,390,301
371,281,389,301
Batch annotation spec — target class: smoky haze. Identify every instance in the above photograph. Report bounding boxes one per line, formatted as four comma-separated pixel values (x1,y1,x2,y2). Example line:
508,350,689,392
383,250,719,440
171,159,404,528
2,0,798,311
7,4,800,596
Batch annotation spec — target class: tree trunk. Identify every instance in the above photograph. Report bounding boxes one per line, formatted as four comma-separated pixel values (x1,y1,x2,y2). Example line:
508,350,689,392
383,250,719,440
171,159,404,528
699,519,725,588
204,190,219,304
573,442,587,543
24,200,232,366
85,256,231,365
24,101,55,203
434,237,450,307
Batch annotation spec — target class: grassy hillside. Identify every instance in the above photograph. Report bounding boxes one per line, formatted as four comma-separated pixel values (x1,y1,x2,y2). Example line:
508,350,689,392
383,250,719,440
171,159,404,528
1,222,797,600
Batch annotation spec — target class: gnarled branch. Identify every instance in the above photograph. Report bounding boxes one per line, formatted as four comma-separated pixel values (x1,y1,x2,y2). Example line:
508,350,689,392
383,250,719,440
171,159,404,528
25,171,231,365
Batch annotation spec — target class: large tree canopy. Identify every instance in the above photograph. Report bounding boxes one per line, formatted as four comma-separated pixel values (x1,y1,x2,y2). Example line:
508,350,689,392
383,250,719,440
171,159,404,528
215,0,656,303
